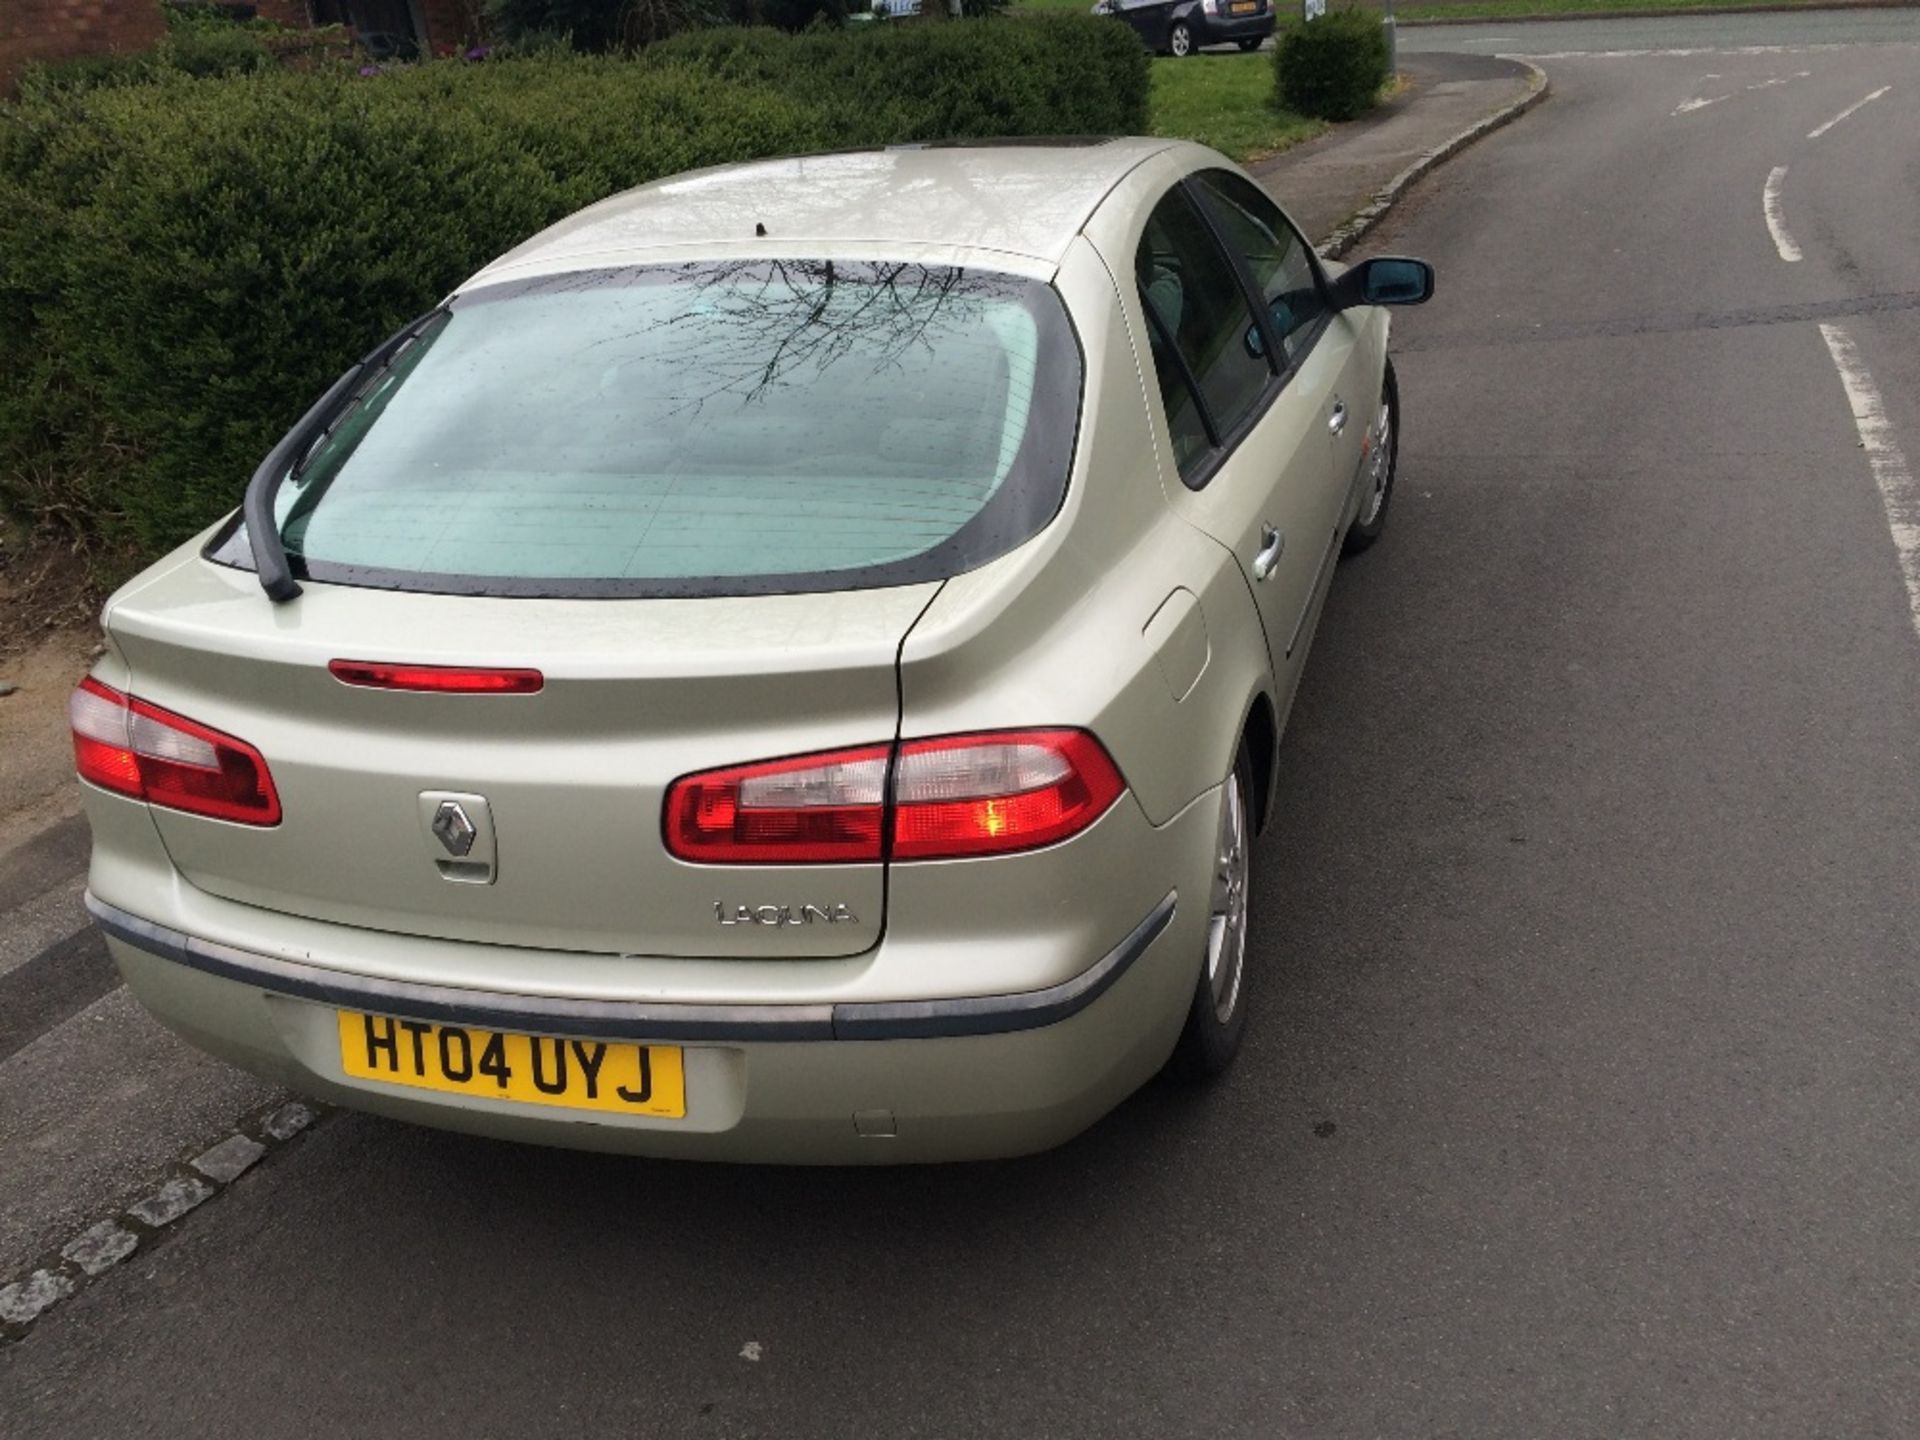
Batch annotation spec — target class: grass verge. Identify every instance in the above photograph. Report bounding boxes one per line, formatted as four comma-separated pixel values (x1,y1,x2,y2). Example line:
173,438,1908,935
1151,53,1325,162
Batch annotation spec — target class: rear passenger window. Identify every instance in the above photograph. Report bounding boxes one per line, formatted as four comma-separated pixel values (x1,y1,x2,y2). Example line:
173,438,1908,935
1192,170,1327,369
1143,307,1213,475
1135,186,1270,479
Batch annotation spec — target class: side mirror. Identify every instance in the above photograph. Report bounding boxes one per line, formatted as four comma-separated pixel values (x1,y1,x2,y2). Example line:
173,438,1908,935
1329,256,1434,311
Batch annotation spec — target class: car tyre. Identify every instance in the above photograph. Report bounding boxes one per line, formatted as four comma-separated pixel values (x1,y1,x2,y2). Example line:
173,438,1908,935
1342,357,1399,557
1167,20,1194,56
1236,37,1262,50
1167,743,1254,1081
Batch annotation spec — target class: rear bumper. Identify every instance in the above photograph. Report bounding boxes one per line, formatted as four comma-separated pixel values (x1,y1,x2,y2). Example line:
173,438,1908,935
88,893,1173,1043
1198,10,1273,43
93,890,1195,1163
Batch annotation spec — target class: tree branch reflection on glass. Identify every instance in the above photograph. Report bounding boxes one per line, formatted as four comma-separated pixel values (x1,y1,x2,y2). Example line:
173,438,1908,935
244,259,1083,597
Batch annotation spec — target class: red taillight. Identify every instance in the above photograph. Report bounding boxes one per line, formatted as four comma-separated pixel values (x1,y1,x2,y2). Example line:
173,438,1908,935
328,660,543,694
890,730,1125,861
70,678,281,826
665,744,891,864
663,729,1124,865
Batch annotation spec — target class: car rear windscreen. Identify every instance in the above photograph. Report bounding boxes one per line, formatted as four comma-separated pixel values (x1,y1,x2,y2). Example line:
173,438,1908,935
210,261,1083,599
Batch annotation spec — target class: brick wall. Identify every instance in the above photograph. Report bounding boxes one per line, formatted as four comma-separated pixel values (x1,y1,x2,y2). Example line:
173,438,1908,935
1,0,167,91
0,0,482,91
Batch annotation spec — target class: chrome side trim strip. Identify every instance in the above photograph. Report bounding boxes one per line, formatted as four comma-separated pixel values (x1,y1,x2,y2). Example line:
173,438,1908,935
85,892,1176,1044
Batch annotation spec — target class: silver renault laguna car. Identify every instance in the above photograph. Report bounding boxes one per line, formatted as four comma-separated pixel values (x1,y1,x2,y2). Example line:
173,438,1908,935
73,139,1430,1162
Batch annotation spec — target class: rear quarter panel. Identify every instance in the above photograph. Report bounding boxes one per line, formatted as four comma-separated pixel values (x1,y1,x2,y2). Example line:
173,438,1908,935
895,235,1272,834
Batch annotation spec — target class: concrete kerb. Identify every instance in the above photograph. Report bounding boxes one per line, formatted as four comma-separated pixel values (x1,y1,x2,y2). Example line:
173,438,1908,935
0,1095,328,1346
1317,59,1550,260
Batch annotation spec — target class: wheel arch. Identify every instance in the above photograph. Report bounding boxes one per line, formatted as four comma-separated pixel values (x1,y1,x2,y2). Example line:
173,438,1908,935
1239,688,1279,836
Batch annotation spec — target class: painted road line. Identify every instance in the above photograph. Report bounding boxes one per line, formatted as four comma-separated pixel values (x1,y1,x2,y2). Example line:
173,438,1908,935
1809,85,1892,139
1820,323,1920,642
1763,166,1802,263
1675,70,1807,116
1511,45,1849,60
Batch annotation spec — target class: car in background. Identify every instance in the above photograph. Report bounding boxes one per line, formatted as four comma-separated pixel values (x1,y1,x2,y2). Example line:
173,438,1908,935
74,139,1430,1163
1094,0,1276,57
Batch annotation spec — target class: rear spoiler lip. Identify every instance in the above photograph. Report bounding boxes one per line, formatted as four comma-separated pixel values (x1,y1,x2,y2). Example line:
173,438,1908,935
87,891,1174,1044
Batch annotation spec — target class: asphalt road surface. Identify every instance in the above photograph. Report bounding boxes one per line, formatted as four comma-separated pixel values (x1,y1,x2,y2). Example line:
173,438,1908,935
5,17,1920,1437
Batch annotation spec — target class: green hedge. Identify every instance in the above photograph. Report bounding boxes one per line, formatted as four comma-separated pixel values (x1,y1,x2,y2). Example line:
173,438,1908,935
1274,9,1388,122
650,16,1149,141
0,18,1148,564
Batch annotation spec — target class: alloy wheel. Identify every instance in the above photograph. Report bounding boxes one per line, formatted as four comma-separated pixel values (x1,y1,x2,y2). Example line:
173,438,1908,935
1205,770,1249,1025
1359,393,1394,528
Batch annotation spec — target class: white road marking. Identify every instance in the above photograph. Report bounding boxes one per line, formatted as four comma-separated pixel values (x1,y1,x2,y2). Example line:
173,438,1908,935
1763,166,1802,263
1675,69,1808,115
1510,44,1847,60
1809,85,1892,139
1819,323,1920,642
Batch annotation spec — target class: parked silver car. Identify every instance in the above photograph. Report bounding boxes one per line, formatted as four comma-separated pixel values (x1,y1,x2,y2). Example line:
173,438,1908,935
74,139,1430,1162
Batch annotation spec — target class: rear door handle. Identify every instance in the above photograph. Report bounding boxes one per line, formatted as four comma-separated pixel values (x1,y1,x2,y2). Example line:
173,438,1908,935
1252,524,1284,581
1328,400,1348,436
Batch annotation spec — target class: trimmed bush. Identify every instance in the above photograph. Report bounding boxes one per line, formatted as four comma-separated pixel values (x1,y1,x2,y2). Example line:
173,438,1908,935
155,23,276,78
649,15,1150,140
0,19,1149,564
14,52,161,98
1274,9,1388,123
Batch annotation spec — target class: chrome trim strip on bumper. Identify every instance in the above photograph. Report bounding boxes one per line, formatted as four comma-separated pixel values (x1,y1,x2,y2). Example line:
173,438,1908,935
85,892,1176,1044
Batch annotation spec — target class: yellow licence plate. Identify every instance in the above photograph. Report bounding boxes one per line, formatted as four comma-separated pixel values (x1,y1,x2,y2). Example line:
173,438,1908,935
337,1010,686,1118
1231,3,1256,11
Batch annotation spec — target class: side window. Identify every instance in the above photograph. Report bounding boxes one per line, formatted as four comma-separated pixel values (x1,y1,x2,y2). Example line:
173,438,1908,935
1134,185,1271,479
1143,310,1212,475
1191,169,1327,370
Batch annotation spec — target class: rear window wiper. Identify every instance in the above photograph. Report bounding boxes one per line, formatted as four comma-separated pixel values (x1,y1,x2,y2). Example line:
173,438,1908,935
244,308,444,603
